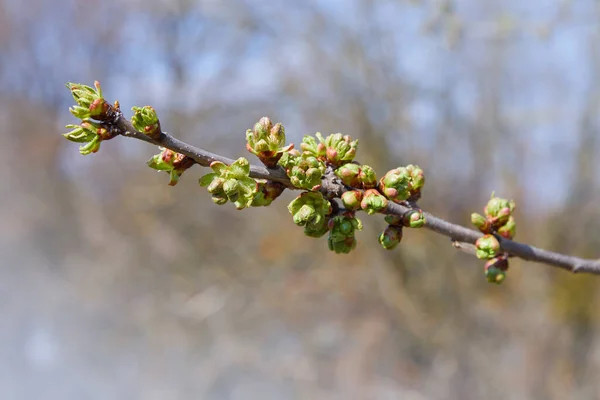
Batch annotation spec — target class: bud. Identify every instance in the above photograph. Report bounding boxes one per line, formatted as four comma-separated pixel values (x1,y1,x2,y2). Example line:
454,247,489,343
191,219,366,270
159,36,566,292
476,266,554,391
359,165,378,189
66,81,106,120
403,209,425,228
246,117,294,168
206,177,225,194
341,190,363,211
287,192,331,227
485,266,506,284
471,212,491,234
88,98,108,118
335,163,361,187
223,179,240,199
497,216,516,239
327,214,362,254
384,214,403,226
484,257,509,284
251,180,286,207
379,225,403,250
131,106,161,140
484,195,515,227
360,189,389,215
475,234,501,259
288,156,325,190
300,134,327,161
147,148,193,186
303,217,329,238
378,167,411,202
314,132,358,167
199,158,258,209
405,164,425,195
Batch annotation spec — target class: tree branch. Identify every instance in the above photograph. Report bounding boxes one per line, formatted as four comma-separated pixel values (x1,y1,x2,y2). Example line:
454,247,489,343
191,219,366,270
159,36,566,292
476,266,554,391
112,113,600,276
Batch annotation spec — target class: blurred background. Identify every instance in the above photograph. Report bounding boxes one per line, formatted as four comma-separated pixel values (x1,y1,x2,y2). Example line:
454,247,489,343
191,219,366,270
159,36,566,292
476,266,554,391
1,0,600,398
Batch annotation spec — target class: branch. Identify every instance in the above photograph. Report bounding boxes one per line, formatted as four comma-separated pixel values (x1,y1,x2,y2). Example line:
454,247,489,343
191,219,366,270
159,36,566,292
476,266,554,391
63,81,600,278
111,113,600,276
115,117,292,186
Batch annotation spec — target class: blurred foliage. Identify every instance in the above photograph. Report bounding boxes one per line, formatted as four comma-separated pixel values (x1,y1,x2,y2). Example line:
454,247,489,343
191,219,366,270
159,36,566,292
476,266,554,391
1,0,599,399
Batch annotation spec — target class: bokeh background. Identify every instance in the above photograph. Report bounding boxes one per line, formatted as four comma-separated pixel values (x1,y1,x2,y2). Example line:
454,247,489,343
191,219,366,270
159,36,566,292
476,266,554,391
1,0,600,399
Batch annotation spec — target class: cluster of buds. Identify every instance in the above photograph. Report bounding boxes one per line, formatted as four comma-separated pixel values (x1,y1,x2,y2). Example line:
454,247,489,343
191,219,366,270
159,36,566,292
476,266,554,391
378,164,425,202
301,132,358,167
131,106,161,140
340,189,389,215
327,213,363,254
377,210,425,250
199,157,258,210
246,117,294,168
471,194,516,239
279,149,326,191
147,147,194,186
334,163,377,189
288,192,332,238
64,81,118,154
471,194,517,284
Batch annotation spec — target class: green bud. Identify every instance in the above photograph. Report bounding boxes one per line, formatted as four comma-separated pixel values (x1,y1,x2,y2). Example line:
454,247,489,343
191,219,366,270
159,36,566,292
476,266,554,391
405,164,425,195
384,214,403,226
131,106,161,139
246,117,293,168
300,135,327,161
359,165,377,189
378,168,411,202
379,225,403,250
475,234,501,259
328,236,357,254
335,163,361,187
251,180,286,207
497,216,516,239
485,266,506,284
212,194,228,205
64,121,98,143
403,209,425,228
277,148,301,169
206,177,225,194
147,147,175,171
484,257,509,284
199,158,258,209
341,190,363,211
303,217,329,238
471,212,491,234
223,179,240,199
313,132,358,167
64,120,110,155
147,148,193,186
484,195,515,227
287,192,331,227
360,189,389,215
66,81,106,120
327,214,362,254
88,98,108,118
285,156,325,190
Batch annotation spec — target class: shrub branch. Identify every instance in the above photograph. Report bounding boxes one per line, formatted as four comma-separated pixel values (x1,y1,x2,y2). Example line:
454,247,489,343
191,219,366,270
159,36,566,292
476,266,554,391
64,82,600,278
